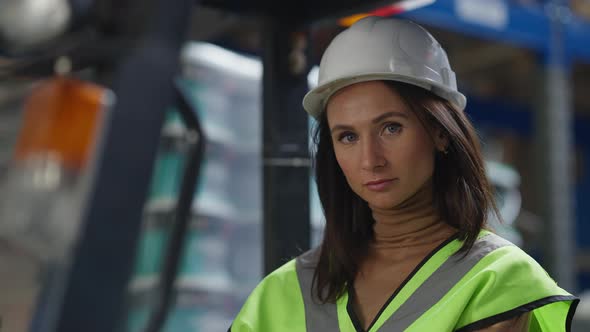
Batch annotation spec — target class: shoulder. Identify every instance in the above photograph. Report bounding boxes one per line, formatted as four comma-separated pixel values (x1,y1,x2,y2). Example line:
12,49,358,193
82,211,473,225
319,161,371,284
452,232,578,331
465,232,556,286
458,231,566,298
261,246,322,283
249,256,302,300
230,249,321,332
245,246,321,296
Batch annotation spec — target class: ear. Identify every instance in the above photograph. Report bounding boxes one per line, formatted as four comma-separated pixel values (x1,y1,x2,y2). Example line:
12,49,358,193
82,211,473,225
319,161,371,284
433,127,449,153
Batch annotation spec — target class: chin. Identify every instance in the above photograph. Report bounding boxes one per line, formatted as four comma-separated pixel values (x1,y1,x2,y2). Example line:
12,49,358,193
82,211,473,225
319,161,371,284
369,201,399,211
364,194,402,211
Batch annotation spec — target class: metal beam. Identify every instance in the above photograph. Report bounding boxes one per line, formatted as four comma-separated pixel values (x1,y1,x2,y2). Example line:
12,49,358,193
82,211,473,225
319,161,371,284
399,0,590,62
449,43,523,75
262,20,311,275
197,0,407,25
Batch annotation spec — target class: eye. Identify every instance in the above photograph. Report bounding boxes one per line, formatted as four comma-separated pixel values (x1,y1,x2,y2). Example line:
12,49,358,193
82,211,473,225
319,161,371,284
338,132,358,144
383,122,402,135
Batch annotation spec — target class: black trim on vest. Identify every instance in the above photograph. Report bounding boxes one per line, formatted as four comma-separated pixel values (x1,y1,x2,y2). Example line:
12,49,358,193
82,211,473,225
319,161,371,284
566,298,580,332
346,232,460,332
347,288,365,332
455,295,580,332
227,325,232,332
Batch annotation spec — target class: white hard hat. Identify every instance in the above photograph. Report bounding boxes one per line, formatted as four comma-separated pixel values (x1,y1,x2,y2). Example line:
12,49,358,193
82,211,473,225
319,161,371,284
302,16,466,118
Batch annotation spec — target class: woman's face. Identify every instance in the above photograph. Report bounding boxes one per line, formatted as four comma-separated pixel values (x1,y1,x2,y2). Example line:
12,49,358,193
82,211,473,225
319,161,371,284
326,81,442,210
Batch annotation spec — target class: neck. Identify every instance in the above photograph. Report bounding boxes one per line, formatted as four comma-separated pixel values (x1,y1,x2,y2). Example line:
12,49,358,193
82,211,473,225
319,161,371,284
368,179,451,249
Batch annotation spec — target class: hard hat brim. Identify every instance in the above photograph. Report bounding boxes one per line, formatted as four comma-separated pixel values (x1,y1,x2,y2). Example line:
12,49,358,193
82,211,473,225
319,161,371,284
302,73,466,119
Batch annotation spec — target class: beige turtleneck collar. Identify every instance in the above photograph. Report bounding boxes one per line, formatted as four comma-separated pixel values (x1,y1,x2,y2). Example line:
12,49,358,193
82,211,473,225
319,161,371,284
369,179,454,251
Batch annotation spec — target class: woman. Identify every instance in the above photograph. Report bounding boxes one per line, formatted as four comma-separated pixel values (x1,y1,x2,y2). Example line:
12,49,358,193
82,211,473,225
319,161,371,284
230,17,578,331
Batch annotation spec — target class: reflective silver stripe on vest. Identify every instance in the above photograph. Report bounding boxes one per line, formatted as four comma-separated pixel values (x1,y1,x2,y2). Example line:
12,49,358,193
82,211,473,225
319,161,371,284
295,248,340,331
296,233,513,331
378,233,513,331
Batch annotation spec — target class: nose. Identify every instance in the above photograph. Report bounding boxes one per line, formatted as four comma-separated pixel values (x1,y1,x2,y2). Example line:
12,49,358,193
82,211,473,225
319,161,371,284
360,135,387,171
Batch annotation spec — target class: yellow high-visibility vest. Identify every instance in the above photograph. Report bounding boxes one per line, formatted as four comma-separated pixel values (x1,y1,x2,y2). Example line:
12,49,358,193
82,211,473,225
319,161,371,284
230,231,578,331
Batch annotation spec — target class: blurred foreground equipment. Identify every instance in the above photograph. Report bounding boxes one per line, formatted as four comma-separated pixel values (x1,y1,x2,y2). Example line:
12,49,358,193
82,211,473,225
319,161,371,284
0,76,112,263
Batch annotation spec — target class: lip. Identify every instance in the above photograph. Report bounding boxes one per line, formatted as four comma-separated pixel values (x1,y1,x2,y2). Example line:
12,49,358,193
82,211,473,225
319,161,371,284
364,178,396,191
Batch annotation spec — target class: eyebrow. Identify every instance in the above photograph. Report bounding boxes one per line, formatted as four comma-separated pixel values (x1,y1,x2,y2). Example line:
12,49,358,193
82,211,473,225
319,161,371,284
330,111,408,133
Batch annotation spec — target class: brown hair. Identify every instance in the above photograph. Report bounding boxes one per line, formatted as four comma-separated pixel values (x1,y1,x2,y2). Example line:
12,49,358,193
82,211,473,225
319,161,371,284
311,81,499,303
